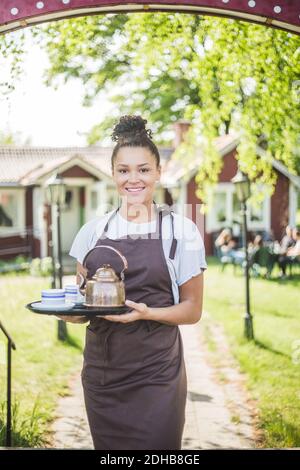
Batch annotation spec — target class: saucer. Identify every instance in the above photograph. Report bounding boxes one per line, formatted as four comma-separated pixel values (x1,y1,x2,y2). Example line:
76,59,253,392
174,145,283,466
30,302,75,312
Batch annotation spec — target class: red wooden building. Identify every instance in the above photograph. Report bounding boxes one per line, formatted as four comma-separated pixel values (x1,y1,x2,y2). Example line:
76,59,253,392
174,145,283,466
163,121,300,255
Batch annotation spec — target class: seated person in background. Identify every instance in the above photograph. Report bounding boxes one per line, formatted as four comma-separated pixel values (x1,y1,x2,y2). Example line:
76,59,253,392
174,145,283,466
287,228,300,257
215,228,233,255
279,225,295,254
278,227,299,278
215,229,244,266
249,234,263,254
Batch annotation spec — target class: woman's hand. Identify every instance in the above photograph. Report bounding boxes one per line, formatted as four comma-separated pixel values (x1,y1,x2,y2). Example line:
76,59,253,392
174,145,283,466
55,315,89,324
102,299,149,323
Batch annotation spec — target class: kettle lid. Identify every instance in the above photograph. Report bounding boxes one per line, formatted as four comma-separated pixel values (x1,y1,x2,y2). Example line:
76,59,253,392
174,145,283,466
93,264,119,282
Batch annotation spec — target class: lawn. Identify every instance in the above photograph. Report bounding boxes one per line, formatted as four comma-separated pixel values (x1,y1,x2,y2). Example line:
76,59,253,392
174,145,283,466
202,257,300,448
1,265,300,449
0,274,86,447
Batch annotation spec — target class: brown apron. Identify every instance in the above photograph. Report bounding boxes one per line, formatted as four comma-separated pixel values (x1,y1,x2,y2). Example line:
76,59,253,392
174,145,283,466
81,204,187,450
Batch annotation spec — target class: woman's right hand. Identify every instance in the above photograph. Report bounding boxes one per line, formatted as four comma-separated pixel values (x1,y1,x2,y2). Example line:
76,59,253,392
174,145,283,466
55,315,89,324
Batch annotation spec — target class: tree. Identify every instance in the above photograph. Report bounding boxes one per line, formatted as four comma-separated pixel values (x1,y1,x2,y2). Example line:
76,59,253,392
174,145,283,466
0,30,25,96
31,13,300,202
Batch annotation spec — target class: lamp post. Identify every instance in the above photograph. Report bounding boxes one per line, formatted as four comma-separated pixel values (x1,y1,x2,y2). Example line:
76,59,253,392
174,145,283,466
231,169,254,340
45,173,67,341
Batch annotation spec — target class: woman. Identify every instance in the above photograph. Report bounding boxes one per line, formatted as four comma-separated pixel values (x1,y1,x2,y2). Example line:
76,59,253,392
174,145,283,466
58,115,207,450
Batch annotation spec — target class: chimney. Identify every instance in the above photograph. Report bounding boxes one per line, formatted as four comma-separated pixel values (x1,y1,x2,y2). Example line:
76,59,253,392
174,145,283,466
172,119,191,148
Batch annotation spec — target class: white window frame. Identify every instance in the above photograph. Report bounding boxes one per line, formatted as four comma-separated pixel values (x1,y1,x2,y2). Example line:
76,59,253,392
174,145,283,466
289,183,298,227
0,188,25,235
206,182,270,233
86,181,111,220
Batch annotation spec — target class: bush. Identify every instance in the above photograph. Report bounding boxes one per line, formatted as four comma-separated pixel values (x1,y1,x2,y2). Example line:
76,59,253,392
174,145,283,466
30,257,53,277
0,256,30,274
29,258,41,277
40,257,53,277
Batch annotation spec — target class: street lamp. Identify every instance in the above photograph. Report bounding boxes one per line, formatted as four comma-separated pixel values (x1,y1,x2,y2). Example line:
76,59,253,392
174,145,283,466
45,173,67,341
231,169,254,340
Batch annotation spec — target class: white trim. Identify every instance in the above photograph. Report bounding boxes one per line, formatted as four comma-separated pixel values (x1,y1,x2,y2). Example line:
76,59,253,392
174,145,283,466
175,180,187,216
85,181,108,220
32,187,47,257
31,187,48,258
206,182,271,233
62,177,95,187
289,183,298,227
61,186,81,253
0,188,25,235
37,156,111,186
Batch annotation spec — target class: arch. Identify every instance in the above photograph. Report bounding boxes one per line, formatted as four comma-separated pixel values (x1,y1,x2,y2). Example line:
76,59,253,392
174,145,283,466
0,1,299,36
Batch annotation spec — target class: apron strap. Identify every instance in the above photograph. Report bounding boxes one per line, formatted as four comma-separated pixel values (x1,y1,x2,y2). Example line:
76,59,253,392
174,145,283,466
92,201,177,260
169,212,177,260
157,203,178,260
103,206,120,234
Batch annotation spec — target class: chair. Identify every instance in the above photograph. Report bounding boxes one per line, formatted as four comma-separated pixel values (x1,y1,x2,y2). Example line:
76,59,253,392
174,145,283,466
249,246,275,278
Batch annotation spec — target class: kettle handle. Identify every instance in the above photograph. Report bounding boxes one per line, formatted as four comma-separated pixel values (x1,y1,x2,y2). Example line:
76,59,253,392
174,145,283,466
82,245,128,280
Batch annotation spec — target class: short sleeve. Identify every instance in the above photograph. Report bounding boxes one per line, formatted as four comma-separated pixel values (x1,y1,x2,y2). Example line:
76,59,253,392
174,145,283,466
176,218,207,287
69,218,99,264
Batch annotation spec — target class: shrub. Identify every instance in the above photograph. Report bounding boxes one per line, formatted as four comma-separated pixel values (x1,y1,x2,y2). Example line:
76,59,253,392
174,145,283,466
40,257,53,277
30,258,41,277
30,257,53,277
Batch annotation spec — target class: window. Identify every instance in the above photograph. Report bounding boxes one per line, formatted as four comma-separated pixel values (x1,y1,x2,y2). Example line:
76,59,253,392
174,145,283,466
296,191,300,226
0,194,14,227
206,183,269,232
215,192,227,223
64,189,73,211
0,190,25,233
249,201,264,223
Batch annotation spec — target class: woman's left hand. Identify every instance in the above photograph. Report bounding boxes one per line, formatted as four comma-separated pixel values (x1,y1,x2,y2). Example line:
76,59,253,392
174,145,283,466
102,299,149,323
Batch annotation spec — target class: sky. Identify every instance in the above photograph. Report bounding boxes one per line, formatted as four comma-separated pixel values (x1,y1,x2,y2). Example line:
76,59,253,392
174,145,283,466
0,34,113,147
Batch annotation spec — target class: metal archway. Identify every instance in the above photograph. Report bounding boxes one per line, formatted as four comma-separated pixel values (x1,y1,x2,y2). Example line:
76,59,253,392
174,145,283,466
0,1,300,35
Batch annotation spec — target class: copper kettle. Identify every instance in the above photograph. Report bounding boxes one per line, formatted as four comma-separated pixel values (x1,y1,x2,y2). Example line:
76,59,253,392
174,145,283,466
79,245,128,308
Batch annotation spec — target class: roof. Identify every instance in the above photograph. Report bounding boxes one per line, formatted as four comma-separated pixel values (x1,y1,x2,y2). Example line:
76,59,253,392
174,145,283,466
160,133,240,186
0,145,173,185
161,133,300,190
1,138,299,190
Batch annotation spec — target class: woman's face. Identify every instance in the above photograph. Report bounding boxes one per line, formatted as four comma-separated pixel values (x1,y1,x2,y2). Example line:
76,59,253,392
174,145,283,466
112,146,161,206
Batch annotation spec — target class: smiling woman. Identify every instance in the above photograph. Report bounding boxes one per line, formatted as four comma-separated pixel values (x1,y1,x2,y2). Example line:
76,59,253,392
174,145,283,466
110,116,161,221
58,114,207,450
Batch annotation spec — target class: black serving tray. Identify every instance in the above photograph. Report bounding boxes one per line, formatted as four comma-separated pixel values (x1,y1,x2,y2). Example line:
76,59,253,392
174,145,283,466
26,301,131,316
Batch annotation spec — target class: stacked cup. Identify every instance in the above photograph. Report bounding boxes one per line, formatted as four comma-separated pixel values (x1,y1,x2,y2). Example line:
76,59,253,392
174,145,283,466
41,289,65,306
40,285,84,307
64,285,80,304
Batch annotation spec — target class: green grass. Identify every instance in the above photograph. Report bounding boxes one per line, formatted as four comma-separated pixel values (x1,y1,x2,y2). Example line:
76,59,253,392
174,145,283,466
0,275,85,447
2,264,300,448
203,257,300,448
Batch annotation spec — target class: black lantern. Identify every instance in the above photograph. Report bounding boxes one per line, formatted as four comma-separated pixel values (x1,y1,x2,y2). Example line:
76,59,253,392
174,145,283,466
231,168,254,340
46,173,66,207
231,170,251,203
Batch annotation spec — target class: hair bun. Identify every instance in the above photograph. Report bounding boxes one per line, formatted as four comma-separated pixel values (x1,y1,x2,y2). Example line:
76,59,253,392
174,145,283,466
111,115,153,142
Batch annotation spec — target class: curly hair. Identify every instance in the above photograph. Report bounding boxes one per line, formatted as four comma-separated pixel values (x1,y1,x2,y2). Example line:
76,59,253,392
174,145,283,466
111,115,160,169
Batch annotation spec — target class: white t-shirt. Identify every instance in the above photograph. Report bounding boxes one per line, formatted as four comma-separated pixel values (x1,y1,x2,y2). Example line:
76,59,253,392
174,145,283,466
69,209,207,304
